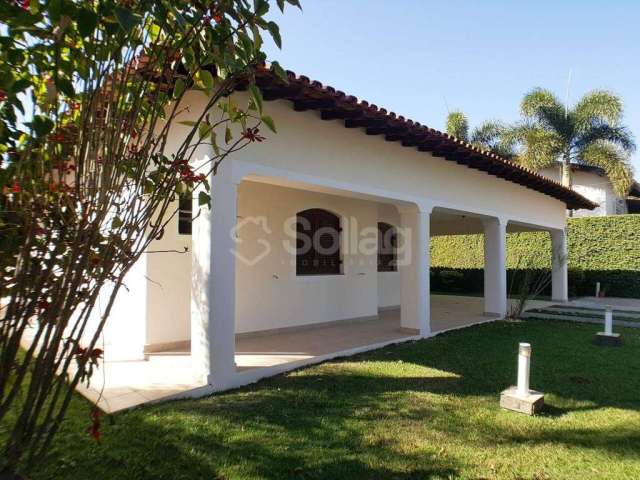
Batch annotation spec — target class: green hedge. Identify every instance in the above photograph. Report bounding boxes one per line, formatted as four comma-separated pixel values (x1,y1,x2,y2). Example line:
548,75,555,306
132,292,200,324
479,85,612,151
430,215,640,298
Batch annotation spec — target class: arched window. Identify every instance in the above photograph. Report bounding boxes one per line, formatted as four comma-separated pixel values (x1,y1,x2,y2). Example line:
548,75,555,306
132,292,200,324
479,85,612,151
378,222,397,272
296,209,341,275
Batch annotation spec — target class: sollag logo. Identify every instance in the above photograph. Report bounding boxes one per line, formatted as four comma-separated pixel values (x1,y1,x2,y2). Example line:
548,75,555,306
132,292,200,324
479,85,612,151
230,216,272,266
230,215,412,267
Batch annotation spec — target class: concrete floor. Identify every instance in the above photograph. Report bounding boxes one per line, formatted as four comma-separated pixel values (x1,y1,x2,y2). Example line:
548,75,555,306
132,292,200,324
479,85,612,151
78,295,525,413
571,296,640,311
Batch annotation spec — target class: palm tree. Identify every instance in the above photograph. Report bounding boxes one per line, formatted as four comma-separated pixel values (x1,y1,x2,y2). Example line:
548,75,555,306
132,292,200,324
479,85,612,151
508,89,636,196
445,111,516,159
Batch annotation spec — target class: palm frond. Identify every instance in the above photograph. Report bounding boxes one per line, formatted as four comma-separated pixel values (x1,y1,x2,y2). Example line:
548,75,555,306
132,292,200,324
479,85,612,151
573,90,623,130
520,88,571,140
507,123,563,170
470,120,503,145
470,120,517,159
446,111,469,142
578,142,635,196
574,123,636,154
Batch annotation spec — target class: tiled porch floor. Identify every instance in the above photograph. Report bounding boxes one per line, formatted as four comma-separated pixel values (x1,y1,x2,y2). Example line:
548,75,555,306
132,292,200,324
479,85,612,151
78,295,541,413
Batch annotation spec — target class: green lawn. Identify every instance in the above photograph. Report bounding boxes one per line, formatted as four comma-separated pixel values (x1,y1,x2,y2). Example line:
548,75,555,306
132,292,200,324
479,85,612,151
34,320,640,479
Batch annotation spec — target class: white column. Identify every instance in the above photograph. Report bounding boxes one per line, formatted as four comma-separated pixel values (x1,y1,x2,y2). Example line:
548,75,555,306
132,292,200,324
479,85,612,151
191,167,238,388
551,229,569,302
483,217,507,317
399,206,431,336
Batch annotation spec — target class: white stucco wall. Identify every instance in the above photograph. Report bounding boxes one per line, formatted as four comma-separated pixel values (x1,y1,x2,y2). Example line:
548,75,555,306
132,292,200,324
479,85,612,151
82,251,148,361
143,180,403,338
539,166,621,216
145,199,192,346
235,181,383,333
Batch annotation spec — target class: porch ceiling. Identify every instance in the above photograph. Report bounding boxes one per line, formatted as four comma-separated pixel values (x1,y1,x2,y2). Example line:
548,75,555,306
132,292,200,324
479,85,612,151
431,209,554,236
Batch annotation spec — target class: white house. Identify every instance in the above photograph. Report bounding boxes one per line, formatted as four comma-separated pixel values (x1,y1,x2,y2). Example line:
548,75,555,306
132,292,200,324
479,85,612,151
539,163,640,216
84,67,595,412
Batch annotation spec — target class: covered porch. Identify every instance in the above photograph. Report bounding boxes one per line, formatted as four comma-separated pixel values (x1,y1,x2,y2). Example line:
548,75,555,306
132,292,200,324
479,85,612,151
80,294,551,413
80,162,570,413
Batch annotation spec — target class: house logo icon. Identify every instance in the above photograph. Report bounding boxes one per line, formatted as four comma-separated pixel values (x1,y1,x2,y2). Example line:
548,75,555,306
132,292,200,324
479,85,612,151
230,216,272,266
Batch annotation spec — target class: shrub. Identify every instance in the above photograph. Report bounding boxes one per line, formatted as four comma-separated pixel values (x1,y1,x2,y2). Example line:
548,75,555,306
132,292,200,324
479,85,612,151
430,215,640,298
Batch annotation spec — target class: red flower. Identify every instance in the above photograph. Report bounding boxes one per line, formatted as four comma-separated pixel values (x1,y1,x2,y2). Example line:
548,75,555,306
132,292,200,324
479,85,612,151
37,299,50,311
90,348,104,360
11,182,20,193
0,90,6,102
208,7,223,23
242,127,265,143
16,0,29,11
49,133,67,143
74,346,87,357
87,407,101,442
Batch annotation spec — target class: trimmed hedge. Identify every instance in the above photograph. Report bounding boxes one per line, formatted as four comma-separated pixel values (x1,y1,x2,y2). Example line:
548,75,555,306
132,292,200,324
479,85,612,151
430,215,640,298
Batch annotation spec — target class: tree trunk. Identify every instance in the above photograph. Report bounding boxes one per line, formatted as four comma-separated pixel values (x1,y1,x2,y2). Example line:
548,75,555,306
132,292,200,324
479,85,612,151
561,158,572,189
561,155,573,216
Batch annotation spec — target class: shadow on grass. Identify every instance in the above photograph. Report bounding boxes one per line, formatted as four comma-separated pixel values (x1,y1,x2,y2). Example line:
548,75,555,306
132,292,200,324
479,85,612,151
35,319,640,480
44,391,461,480
372,319,640,409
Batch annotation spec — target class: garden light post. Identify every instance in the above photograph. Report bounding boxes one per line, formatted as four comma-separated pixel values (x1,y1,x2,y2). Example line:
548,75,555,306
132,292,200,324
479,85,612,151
593,305,622,346
500,342,545,415
605,306,613,336
516,343,531,397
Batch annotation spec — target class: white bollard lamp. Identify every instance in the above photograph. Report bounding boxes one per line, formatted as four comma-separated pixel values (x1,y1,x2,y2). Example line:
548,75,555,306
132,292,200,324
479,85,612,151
500,342,545,415
593,304,622,346
516,343,531,397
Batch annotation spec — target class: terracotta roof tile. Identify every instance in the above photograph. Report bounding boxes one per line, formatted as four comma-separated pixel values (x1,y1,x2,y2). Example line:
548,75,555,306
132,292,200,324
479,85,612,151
240,65,596,211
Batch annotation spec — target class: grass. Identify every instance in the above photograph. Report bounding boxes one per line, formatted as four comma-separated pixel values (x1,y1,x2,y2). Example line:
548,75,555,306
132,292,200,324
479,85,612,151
25,320,640,479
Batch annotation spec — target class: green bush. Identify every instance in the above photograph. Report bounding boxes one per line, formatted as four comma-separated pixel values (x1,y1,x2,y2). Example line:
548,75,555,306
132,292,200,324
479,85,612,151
430,215,640,298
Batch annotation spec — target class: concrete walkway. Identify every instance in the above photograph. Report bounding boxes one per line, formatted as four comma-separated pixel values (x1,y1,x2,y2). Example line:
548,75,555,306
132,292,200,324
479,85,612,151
569,296,640,312
77,295,511,413
521,298,640,329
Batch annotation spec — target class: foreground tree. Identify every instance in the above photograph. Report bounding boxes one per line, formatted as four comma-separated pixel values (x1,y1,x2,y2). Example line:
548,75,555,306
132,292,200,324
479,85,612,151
445,110,515,159
509,88,636,196
0,0,299,476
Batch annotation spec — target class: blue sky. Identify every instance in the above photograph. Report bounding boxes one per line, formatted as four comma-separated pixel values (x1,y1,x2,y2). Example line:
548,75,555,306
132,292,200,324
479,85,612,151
264,1,640,172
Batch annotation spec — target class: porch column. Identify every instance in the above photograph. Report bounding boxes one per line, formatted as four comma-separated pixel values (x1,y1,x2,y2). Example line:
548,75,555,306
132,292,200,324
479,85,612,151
483,217,507,317
550,228,569,302
399,205,431,336
191,168,238,388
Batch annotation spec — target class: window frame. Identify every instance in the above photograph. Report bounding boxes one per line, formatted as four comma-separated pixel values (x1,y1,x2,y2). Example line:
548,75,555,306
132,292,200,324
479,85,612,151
377,222,397,272
296,208,342,276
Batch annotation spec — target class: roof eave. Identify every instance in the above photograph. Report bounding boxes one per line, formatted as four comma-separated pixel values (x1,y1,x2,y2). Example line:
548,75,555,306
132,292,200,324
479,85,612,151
234,65,596,211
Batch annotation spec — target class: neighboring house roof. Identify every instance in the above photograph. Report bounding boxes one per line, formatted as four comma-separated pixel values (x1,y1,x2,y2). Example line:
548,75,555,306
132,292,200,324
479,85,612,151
549,163,640,200
567,163,607,176
242,66,595,210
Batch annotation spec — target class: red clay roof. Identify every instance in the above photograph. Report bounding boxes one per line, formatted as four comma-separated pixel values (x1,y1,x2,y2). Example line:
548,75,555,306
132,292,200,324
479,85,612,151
238,65,596,211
